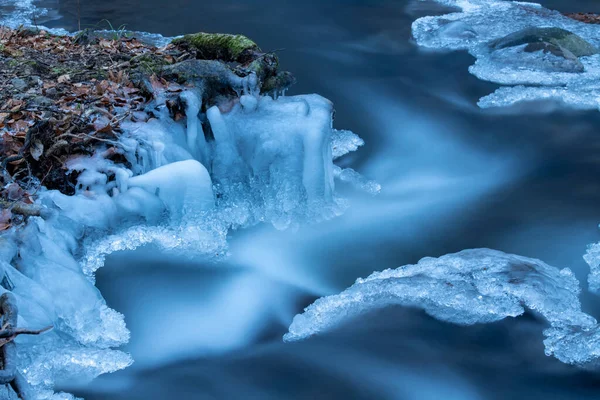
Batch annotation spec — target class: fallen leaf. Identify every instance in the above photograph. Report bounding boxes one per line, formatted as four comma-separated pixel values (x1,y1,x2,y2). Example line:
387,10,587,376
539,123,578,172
0,209,12,231
6,183,23,201
93,115,112,133
57,74,71,84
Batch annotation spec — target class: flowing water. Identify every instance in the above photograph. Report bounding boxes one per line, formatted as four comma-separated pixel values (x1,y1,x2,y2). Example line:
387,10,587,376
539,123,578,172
3,0,600,398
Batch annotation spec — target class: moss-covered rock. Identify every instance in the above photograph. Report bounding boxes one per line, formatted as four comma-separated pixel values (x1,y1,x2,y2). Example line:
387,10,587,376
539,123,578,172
490,27,598,57
170,32,295,94
172,32,261,63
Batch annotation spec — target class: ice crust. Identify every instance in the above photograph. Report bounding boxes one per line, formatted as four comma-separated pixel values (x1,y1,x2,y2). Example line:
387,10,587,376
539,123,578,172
412,0,600,110
285,249,600,367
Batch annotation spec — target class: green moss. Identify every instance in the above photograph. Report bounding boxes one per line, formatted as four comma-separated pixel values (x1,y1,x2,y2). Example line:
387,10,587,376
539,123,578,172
172,32,260,63
51,66,68,75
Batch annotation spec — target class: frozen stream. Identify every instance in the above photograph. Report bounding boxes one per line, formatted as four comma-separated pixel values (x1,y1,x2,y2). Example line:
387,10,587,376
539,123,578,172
2,0,600,399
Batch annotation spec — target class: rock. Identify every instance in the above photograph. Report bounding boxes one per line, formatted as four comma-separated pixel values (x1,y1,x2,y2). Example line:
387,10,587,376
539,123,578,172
490,27,598,57
162,59,238,85
171,32,295,95
523,41,578,60
10,78,26,91
29,96,54,108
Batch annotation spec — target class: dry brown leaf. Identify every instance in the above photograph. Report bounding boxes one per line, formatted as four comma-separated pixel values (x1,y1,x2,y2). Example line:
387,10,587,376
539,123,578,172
57,74,71,84
0,209,12,231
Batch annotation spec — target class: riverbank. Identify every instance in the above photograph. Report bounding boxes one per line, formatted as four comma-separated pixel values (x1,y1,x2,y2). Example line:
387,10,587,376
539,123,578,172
0,27,293,232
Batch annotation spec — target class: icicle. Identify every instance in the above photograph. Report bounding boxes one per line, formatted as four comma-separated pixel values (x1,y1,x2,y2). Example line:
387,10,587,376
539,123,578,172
180,90,209,165
152,141,165,169
299,96,334,202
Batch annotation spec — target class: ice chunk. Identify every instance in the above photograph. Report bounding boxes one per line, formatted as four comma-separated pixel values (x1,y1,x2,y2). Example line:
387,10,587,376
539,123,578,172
17,219,129,348
18,334,132,388
331,129,364,160
285,248,600,367
78,91,372,272
209,94,335,202
333,166,381,195
584,242,600,295
128,159,215,221
411,0,600,109
204,94,347,229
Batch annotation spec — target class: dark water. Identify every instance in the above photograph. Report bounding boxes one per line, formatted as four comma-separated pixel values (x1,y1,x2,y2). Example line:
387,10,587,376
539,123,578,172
32,0,600,398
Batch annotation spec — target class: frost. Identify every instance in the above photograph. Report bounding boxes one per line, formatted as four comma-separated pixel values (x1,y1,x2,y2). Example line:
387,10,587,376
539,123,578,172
285,248,600,367
411,0,600,110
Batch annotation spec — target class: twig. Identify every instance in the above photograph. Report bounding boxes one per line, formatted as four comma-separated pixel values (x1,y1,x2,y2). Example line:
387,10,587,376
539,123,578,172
0,199,42,217
0,325,52,340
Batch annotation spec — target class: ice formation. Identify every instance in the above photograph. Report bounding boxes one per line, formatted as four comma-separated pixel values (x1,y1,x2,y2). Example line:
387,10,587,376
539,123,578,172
285,249,600,367
412,0,600,297
584,243,600,295
412,0,600,110
0,206,133,399
0,41,371,397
